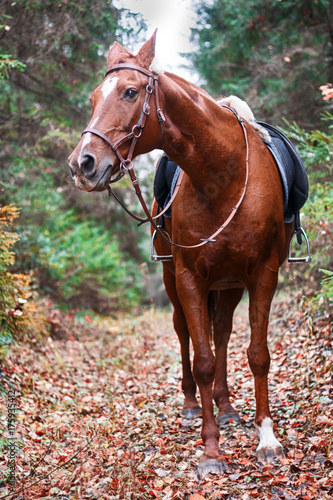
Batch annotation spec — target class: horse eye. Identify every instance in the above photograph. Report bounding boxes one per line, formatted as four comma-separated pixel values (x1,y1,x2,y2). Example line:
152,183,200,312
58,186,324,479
123,88,138,99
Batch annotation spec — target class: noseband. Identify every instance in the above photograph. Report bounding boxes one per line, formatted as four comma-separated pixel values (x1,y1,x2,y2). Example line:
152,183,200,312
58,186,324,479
81,63,165,183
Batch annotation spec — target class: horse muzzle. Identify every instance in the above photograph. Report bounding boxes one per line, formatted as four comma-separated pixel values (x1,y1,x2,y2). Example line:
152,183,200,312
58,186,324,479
68,153,114,192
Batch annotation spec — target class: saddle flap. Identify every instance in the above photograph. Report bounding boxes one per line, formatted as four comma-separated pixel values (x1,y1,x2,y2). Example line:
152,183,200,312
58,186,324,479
257,121,309,220
154,154,181,218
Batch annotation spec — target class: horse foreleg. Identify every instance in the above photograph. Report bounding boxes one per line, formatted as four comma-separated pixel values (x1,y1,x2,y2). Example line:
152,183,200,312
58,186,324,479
162,266,201,417
248,266,284,463
211,288,244,425
176,270,225,477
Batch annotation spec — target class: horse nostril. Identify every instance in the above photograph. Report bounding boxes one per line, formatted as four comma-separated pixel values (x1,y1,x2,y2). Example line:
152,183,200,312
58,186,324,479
80,154,96,176
69,166,75,178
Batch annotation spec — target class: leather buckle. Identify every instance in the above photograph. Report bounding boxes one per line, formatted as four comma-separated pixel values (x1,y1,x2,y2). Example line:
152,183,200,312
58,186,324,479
143,103,150,115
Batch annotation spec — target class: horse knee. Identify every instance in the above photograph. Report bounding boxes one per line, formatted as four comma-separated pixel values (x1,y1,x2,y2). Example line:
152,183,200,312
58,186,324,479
247,344,270,376
193,353,215,386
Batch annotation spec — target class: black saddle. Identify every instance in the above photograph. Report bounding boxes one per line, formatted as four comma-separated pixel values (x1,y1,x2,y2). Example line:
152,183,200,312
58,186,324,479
257,121,308,223
154,155,181,218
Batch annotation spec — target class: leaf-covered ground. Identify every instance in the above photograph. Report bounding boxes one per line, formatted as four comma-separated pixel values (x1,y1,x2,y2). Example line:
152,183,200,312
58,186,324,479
0,293,332,499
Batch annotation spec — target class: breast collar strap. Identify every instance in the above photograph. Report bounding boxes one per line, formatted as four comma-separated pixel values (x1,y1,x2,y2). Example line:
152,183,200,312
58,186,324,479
81,63,165,182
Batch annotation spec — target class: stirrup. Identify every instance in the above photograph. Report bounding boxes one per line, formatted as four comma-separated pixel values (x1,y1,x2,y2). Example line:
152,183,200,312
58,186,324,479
288,226,311,263
151,229,173,262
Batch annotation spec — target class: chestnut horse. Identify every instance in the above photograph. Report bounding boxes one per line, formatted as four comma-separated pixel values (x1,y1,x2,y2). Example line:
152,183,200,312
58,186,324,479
68,31,294,476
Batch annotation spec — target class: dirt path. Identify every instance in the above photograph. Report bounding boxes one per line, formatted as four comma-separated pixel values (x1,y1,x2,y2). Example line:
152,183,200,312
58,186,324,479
0,294,332,499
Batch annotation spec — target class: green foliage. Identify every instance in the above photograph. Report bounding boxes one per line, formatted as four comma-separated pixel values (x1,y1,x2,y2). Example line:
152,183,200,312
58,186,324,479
1,145,142,311
0,54,26,79
0,0,144,129
281,109,333,314
320,269,333,299
283,113,333,170
40,211,140,304
190,0,331,123
283,113,333,274
0,0,147,312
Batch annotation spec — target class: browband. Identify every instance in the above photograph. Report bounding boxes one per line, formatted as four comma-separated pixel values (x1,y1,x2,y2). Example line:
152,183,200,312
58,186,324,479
105,63,159,80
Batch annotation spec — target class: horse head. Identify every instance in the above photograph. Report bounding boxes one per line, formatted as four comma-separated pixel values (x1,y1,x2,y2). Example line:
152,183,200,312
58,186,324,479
68,30,163,192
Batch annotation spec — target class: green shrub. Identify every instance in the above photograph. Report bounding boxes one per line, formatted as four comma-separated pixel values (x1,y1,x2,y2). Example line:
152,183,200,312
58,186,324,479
1,148,142,312
39,210,140,307
320,269,333,300
282,101,333,319
283,112,333,278
0,54,26,79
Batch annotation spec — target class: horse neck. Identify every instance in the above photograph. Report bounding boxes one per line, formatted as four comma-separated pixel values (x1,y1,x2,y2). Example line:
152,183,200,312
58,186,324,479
158,73,246,197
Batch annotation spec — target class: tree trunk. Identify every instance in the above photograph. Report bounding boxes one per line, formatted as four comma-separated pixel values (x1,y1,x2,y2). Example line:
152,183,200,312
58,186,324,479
329,0,333,81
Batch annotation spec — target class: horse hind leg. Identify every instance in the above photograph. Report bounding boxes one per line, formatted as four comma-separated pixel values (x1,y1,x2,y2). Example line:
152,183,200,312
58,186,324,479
163,266,201,417
211,288,244,425
247,264,284,463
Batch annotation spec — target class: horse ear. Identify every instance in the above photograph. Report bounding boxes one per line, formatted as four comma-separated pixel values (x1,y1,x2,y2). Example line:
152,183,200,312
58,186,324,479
107,41,129,66
136,29,157,68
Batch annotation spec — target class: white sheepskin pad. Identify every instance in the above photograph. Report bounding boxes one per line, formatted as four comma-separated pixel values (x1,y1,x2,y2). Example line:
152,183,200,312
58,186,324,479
217,95,271,142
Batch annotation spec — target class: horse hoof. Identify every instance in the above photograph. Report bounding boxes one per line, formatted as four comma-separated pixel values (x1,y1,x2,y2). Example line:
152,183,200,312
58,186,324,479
217,412,240,425
197,458,226,479
256,445,285,463
181,407,202,418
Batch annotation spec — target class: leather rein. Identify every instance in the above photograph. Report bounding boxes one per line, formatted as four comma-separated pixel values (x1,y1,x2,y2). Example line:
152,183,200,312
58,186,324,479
81,63,249,250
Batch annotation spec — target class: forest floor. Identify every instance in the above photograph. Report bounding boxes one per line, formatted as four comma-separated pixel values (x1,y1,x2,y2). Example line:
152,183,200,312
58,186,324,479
0,292,332,499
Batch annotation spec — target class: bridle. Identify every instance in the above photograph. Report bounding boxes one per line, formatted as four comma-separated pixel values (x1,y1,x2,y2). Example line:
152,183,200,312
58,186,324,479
82,63,165,184
81,63,250,250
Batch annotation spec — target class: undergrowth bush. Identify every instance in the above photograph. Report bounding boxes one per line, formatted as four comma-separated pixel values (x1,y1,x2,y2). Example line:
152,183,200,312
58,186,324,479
38,210,140,310
1,143,142,313
320,269,333,301
283,104,333,313
0,205,32,357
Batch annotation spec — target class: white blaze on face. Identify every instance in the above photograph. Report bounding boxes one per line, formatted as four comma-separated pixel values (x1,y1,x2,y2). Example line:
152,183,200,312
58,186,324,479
79,117,99,161
256,417,282,451
101,75,119,101
77,77,118,166
79,132,92,161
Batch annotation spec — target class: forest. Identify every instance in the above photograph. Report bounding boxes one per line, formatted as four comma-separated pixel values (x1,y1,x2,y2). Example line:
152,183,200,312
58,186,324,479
0,0,332,498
